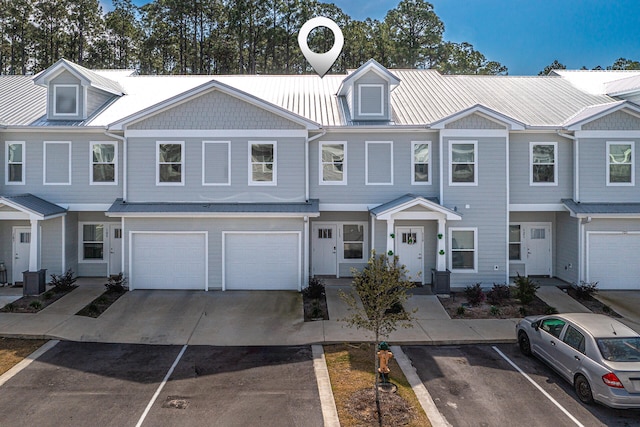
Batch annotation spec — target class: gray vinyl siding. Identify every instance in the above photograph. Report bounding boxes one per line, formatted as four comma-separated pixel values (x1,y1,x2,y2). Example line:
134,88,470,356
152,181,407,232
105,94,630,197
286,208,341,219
555,211,579,284
128,90,305,130
44,142,71,184
41,216,63,277
123,217,304,290
48,71,84,121
366,142,393,184
0,131,122,204
582,110,640,131
86,87,114,117
126,137,306,202
578,138,640,202
509,133,573,204
445,114,505,130
443,136,508,287
352,70,389,121
310,132,439,204
583,218,640,232
203,142,229,184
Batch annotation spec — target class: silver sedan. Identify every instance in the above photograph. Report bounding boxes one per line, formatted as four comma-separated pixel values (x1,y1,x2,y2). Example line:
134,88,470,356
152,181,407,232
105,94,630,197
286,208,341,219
516,313,640,409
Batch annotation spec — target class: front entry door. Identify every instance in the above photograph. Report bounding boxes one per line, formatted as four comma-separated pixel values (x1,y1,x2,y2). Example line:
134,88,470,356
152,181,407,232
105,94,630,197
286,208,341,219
12,227,31,284
312,224,337,275
395,226,423,282
108,224,123,276
525,224,551,276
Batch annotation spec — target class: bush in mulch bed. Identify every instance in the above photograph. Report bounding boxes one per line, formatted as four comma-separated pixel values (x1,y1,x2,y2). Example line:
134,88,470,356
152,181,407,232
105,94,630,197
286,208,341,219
564,282,622,318
302,277,329,321
76,273,128,318
1,286,76,313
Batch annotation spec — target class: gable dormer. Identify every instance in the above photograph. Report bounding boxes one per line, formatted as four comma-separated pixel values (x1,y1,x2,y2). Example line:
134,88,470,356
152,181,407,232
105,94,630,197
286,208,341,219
33,59,125,121
337,59,400,123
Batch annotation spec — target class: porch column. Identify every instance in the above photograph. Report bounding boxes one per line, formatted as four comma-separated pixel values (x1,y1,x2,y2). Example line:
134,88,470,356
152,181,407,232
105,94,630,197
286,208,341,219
386,219,395,255
29,219,39,271
437,218,446,270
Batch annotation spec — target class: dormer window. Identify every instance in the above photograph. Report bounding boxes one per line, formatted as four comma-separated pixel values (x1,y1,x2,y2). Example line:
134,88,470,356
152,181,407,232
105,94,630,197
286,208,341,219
53,84,79,116
358,84,384,117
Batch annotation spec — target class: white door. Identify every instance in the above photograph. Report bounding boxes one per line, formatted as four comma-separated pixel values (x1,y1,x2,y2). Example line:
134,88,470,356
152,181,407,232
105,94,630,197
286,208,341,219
395,226,423,282
131,233,207,290
312,224,337,275
525,225,551,276
589,233,640,290
12,227,31,283
224,232,300,290
108,224,122,276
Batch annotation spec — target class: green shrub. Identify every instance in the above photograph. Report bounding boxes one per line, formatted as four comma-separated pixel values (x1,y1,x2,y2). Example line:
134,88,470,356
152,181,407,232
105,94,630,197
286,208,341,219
602,304,612,314
489,305,501,316
519,306,528,317
29,300,42,310
574,281,598,300
544,306,558,315
4,303,14,312
43,291,54,300
486,283,510,305
303,277,325,299
456,305,466,316
50,269,77,292
105,273,127,293
464,283,485,306
513,274,539,306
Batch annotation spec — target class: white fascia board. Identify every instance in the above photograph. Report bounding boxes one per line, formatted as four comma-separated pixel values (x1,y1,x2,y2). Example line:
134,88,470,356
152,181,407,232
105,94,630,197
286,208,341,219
124,129,308,138
105,212,320,218
430,105,524,131
575,130,640,138
509,204,568,212
323,126,432,133
61,203,112,211
570,212,640,219
319,203,372,211
4,126,107,133
440,129,508,137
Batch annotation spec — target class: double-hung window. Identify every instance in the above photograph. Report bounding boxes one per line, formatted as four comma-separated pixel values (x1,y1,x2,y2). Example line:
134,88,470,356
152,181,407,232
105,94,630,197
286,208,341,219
6,141,25,184
450,228,477,272
249,142,276,185
81,223,104,261
412,141,431,184
509,225,521,261
157,142,184,185
531,142,557,185
320,142,346,184
607,141,634,185
343,224,365,260
91,142,117,184
450,141,477,185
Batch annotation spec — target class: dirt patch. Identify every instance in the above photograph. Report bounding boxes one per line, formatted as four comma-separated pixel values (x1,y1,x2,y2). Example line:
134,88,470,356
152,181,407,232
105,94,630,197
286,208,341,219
0,338,47,375
563,287,622,318
0,286,76,313
439,293,555,319
76,289,127,318
324,343,431,427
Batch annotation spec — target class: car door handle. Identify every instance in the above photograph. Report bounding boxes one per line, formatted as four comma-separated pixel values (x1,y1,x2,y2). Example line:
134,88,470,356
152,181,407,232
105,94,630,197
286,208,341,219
550,341,556,346
574,355,581,361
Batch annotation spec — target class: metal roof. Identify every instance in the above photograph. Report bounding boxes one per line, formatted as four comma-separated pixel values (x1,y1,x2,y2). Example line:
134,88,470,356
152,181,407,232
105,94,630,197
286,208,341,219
0,76,47,125
106,198,320,216
0,194,67,218
34,58,126,96
370,194,461,220
551,70,640,95
605,74,640,96
563,101,626,128
563,199,640,216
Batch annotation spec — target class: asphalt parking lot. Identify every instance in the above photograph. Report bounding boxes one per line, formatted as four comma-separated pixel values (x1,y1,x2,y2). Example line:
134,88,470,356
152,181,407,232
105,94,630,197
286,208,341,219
404,344,640,427
0,342,323,427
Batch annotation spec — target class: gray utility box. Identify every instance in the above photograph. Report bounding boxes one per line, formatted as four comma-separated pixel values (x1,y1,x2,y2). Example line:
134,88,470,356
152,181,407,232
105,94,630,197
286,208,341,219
431,269,451,295
23,269,47,296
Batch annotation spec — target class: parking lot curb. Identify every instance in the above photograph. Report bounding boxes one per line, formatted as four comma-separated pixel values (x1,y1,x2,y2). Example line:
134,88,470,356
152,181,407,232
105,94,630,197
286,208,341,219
311,344,340,427
0,340,59,387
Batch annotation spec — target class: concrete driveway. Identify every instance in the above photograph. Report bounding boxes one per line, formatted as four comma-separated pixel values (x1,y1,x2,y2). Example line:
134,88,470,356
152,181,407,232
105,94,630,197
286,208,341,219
595,291,640,332
0,341,324,427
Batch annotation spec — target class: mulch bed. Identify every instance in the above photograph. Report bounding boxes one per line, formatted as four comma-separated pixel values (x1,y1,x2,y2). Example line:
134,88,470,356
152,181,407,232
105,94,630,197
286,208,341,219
563,287,622,318
76,289,127,318
302,291,329,321
347,387,415,426
0,286,77,313
439,293,555,319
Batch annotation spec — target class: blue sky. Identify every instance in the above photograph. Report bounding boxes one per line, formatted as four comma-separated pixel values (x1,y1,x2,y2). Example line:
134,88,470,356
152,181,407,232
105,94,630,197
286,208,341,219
122,0,640,75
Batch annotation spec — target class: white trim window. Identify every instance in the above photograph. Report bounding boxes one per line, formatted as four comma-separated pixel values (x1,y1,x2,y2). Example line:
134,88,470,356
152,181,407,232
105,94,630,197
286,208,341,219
530,142,557,185
358,84,384,116
249,141,277,185
449,228,477,272
412,141,431,185
449,141,477,185
342,223,366,261
53,84,79,116
202,141,231,186
43,141,72,185
90,142,117,185
607,141,634,185
79,223,105,262
156,141,184,185
509,224,522,261
5,141,25,185
320,142,346,185
365,141,393,185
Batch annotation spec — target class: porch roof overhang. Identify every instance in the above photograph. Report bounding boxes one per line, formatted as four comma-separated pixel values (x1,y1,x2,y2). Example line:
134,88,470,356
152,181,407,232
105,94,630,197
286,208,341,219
106,198,320,218
0,194,67,220
562,199,640,218
370,194,462,221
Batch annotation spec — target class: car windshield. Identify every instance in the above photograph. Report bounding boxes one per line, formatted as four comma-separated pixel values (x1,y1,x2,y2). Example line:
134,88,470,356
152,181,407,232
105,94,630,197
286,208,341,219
596,337,640,362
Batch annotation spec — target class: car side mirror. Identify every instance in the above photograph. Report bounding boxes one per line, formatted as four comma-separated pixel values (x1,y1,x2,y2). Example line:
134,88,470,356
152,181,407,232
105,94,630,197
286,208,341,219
532,321,539,331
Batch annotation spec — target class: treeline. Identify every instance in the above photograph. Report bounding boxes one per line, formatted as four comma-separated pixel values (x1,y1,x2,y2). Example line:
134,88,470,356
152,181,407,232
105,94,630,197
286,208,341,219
0,0,509,76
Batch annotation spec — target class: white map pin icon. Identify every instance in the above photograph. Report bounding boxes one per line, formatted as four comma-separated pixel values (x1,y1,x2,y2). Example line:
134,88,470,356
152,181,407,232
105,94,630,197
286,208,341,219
298,17,344,78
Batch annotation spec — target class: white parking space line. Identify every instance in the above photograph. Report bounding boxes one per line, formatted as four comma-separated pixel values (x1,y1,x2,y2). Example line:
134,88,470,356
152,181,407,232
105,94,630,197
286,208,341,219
492,346,584,427
135,344,188,427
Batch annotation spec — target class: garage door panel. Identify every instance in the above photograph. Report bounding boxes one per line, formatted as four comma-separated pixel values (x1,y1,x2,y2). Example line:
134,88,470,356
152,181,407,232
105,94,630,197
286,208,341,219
589,233,640,290
225,233,300,290
132,233,206,290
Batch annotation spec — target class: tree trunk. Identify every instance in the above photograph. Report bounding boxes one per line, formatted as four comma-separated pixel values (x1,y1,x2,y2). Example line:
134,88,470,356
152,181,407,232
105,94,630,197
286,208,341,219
374,335,382,427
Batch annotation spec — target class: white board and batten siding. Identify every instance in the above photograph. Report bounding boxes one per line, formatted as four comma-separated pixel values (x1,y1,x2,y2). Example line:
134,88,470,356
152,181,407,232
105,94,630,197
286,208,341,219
129,231,208,290
587,231,640,290
223,231,301,291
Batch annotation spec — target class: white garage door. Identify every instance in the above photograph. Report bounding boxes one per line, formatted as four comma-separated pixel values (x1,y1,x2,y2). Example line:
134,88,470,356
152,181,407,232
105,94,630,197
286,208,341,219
589,233,640,290
131,233,207,290
224,232,300,290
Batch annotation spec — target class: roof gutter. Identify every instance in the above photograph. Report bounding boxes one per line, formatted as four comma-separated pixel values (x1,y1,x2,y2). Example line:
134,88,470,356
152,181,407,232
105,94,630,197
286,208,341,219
104,130,127,201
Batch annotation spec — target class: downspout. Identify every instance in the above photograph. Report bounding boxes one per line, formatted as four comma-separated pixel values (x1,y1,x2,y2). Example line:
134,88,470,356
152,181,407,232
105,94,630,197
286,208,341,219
304,130,326,286
439,131,444,205
104,131,127,200
557,131,578,201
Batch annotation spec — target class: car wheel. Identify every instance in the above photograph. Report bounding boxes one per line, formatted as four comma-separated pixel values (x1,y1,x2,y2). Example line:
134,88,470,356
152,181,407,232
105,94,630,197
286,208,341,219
575,375,594,404
518,331,531,356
